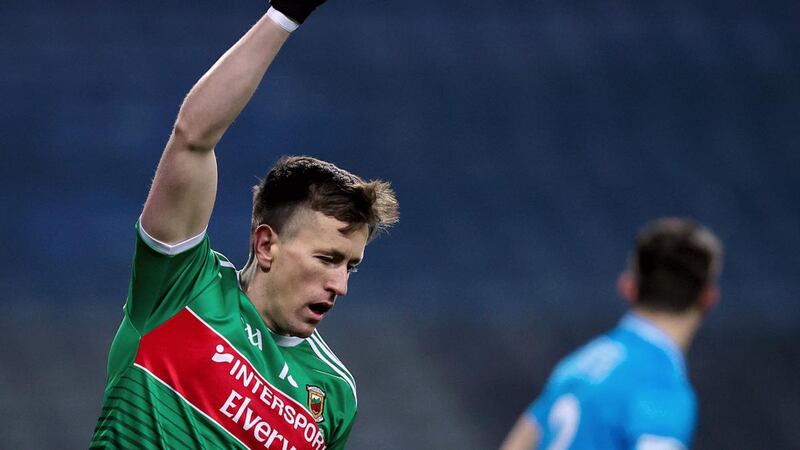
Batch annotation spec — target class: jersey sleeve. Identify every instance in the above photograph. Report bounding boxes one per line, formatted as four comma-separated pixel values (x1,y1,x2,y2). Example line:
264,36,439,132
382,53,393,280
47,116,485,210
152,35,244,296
625,386,697,450
527,391,550,430
528,364,565,430
326,375,358,450
325,410,356,450
124,220,221,333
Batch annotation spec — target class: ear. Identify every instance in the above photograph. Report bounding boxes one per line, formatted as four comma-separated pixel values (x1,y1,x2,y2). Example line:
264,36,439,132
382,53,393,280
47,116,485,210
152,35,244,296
698,285,720,313
617,271,638,306
252,224,279,272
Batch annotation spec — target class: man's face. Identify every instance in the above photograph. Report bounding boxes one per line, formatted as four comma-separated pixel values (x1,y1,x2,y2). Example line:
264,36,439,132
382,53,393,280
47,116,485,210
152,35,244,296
262,210,368,338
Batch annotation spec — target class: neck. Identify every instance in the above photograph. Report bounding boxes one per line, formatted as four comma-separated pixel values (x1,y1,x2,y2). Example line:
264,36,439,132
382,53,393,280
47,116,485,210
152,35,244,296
239,260,258,292
239,262,272,327
631,307,703,352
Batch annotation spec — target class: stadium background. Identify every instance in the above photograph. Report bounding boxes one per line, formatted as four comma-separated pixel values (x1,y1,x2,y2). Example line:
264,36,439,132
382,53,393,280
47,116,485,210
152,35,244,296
2,0,798,448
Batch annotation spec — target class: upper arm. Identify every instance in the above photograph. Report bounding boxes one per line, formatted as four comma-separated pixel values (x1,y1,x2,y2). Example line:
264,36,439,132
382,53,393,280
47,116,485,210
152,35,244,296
141,130,218,244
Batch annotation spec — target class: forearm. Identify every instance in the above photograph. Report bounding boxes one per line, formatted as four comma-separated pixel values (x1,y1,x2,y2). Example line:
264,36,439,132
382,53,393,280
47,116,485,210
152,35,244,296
173,12,290,151
499,413,540,450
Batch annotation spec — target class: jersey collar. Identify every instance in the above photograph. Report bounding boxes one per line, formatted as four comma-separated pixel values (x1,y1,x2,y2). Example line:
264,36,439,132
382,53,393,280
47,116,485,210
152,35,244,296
620,313,687,376
267,328,305,347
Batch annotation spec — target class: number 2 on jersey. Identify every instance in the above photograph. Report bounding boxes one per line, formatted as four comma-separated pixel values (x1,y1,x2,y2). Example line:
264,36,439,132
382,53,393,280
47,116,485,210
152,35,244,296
547,394,580,450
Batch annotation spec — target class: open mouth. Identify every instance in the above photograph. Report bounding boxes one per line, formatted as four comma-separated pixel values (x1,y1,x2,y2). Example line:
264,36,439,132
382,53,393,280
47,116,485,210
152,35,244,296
308,302,333,316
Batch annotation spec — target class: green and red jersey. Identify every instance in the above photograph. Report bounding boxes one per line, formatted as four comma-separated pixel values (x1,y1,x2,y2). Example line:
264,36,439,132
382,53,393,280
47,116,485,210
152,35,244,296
91,222,357,449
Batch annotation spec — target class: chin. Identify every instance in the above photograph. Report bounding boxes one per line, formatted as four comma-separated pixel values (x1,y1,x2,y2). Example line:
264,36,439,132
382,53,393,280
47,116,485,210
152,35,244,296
291,326,316,339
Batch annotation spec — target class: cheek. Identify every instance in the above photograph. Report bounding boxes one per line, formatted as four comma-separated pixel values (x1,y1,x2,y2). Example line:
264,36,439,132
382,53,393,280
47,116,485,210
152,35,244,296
293,259,322,282
282,260,326,296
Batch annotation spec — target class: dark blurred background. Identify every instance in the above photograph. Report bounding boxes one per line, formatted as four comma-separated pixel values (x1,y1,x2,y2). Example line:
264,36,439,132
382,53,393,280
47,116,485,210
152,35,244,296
1,0,798,448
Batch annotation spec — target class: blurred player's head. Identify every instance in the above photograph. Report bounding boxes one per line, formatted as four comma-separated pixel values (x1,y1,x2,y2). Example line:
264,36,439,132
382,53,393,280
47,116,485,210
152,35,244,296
244,156,399,337
620,218,723,315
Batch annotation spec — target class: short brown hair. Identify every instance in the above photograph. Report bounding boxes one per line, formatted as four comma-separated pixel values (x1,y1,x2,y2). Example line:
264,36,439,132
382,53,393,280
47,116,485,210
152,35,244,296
251,156,399,241
630,218,723,313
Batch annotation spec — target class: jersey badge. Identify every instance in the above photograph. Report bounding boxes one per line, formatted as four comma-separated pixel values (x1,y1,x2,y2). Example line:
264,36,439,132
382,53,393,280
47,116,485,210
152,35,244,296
306,385,326,423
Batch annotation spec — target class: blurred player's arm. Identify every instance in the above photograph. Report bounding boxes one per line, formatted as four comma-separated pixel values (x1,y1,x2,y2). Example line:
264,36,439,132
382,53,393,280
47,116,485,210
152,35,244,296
499,413,540,450
140,7,299,244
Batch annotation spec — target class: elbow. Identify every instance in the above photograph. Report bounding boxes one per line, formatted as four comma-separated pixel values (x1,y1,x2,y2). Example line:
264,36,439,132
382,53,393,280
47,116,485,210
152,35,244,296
172,117,216,152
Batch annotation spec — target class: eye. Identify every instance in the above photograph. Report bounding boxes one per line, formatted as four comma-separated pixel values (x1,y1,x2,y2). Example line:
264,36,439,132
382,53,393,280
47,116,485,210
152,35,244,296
315,255,335,265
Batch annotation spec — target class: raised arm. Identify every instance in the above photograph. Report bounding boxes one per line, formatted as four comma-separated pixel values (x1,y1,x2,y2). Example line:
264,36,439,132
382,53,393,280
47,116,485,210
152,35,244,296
141,4,319,244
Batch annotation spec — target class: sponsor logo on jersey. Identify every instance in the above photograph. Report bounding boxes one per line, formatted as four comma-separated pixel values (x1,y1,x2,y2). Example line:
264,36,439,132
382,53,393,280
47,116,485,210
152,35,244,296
306,385,326,423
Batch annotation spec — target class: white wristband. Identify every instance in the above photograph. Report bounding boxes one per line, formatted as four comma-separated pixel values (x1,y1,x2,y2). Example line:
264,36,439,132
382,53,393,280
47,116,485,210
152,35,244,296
267,6,299,33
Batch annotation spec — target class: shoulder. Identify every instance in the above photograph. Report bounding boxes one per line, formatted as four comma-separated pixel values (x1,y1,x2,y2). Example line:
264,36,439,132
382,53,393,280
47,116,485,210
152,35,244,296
549,333,628,386
531,333,627,418
137,220,208,256
626,381,696,444
212,250,240,278
137,220,235,272
616,332,696,419
630,381,696,416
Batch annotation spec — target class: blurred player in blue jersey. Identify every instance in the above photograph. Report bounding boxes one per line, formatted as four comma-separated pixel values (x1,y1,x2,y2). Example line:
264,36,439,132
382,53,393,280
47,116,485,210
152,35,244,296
500,218,723,450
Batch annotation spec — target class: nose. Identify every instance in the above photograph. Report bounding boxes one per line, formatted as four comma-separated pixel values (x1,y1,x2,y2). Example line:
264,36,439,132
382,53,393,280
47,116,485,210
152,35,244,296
325,266,349,297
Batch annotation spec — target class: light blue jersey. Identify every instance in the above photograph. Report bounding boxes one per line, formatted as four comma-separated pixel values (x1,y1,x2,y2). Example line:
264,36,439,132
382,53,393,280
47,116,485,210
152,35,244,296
527,314,696,450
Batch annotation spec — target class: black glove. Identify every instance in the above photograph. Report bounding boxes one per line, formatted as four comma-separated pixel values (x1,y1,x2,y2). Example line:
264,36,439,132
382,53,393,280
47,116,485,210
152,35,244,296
270,0,327,25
